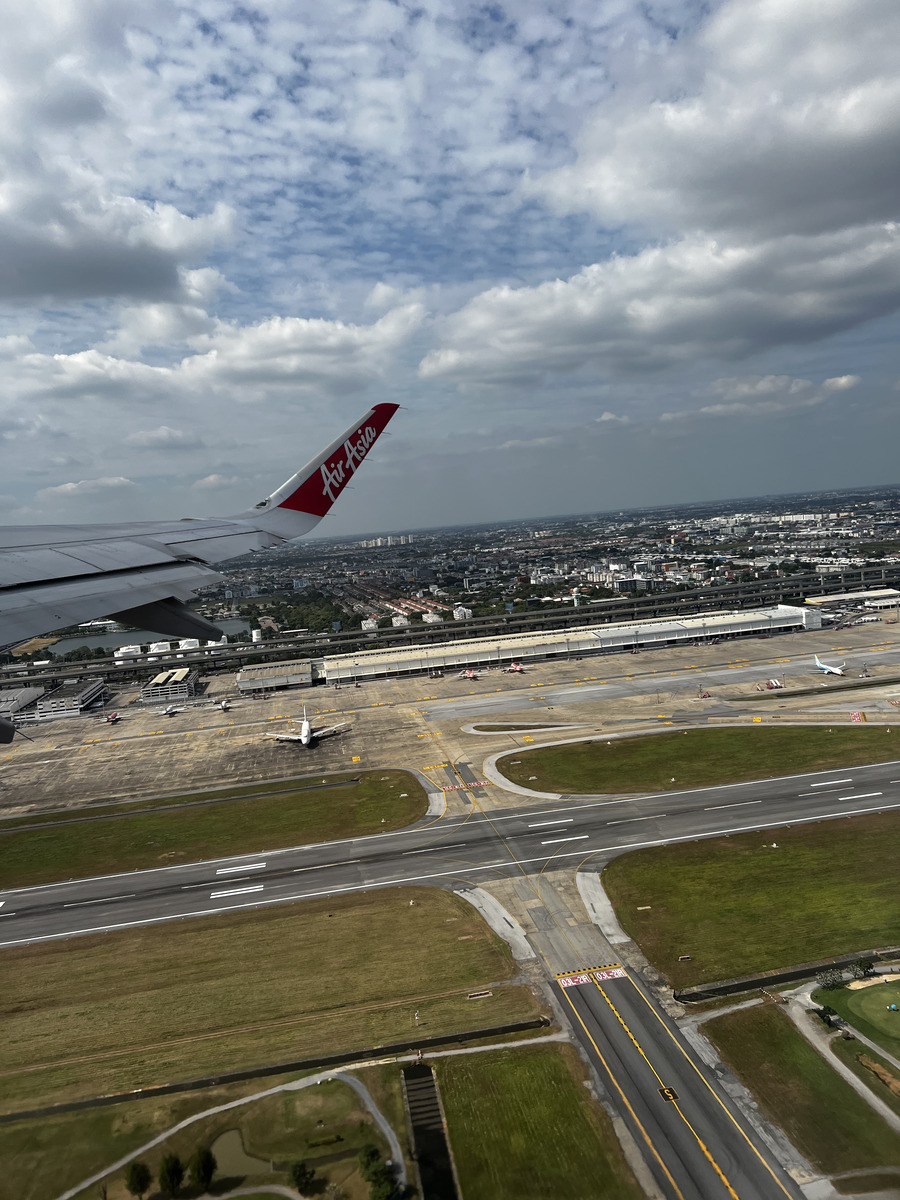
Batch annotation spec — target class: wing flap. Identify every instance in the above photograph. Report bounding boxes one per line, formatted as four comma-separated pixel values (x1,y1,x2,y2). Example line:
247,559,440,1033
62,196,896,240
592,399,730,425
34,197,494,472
0,560,221,650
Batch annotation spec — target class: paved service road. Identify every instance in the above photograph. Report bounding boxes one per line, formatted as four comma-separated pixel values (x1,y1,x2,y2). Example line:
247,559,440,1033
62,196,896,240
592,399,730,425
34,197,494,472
2,758,899,946
557,968,801,1199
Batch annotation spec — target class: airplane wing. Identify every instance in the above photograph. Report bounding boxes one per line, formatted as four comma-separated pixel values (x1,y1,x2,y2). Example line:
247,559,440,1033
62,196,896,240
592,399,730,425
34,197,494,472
0,403,398,651
312,722,350,738
263,732,306,742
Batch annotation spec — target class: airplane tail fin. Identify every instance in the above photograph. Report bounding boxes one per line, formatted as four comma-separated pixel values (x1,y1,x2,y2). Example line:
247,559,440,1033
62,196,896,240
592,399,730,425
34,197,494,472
232,403,399,542
815,655,823,667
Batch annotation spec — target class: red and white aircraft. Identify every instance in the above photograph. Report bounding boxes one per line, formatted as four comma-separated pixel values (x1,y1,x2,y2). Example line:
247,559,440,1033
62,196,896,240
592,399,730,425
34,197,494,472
264,705,349,747
505,662,525,673
457,669,479,680
0,403,398,744
104,711,120,723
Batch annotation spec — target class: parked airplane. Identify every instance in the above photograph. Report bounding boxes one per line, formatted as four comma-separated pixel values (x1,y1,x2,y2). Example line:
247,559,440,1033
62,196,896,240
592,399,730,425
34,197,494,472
457,669,478,680
0,403,399,652
219,700,232,712
505,662,525,673
156,705,187,716
264,706,349,747
104,711,120,723
815,654,845,676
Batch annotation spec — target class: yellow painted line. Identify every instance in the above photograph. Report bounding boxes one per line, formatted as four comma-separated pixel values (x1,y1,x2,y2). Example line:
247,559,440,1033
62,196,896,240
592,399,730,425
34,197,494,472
558,988,685,1200
626,978,795,1199
593,979,739,1200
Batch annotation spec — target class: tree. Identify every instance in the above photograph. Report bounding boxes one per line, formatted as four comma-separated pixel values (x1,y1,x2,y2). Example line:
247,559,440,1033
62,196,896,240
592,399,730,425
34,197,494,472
851,957,875,980
289,1160,317,1192
816,968,844,991
158,1153,185,1197
367,1164,399,1200
125,1161,151,1199
190,1146,217,1190
357,1145,381,1177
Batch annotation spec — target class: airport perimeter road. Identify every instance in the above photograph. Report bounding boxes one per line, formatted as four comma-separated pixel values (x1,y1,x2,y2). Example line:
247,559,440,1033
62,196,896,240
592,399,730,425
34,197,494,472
2,759,900,946
557,967,801,1200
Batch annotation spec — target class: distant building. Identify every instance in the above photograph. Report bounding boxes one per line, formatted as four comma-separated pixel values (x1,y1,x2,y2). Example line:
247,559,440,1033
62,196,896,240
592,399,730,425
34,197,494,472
140,668,199,704
36,678,107,718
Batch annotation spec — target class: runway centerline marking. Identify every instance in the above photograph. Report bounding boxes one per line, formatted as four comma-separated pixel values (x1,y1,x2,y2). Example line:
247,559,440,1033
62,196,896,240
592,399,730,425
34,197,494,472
216,862,266,875
838,792,882,801
608,816,658,824
541,834,589,845
292,859,360,873
528,818,574,828
810,779,853,787
210,884,265,898
62,894,136,908
402,843,467,855
703,801,762,811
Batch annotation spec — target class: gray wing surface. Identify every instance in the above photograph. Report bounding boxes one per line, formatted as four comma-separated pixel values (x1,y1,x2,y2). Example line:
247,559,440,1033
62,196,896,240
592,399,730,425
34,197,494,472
0,403,398,651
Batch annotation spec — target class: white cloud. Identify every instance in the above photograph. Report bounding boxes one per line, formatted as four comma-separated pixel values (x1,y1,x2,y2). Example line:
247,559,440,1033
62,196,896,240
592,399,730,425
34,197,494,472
125,426,202,450
823,374,861,391
498,435,562,450
37,476,135,501
192,473,243,490
424,0,900,391
528,0,900,241
181,303,425,398
660,374,848,421
420,224,900,383
597,411,629,423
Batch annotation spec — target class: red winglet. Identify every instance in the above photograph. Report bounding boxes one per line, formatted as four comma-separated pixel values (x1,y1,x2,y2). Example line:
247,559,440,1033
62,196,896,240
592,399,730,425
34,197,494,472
277,403,399,517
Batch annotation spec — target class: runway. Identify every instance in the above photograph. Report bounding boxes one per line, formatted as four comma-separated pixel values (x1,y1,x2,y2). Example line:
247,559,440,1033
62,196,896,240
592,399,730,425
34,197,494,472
3,758,899,947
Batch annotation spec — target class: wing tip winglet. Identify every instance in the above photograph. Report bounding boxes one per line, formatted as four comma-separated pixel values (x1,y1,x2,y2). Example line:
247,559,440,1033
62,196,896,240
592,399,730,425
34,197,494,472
276,402,399,518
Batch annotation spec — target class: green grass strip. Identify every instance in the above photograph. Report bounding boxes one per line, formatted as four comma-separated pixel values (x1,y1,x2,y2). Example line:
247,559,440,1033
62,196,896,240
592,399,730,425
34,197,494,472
602,811,900,988
0,770,425,888
813,980,900,1061
437,1044,644,1200
498,726,900,794
705,1005,900,1174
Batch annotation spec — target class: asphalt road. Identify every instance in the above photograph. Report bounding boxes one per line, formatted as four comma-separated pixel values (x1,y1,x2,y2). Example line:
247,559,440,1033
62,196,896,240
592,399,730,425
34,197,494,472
3,758,899,947
558,968,801,1199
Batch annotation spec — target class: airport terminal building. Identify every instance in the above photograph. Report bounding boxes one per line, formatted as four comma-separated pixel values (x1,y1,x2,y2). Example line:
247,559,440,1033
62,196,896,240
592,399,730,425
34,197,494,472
320,604,820,684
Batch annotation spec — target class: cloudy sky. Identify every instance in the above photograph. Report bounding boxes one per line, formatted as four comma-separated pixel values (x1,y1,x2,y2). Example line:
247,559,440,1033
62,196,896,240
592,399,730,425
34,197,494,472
1,0,898,534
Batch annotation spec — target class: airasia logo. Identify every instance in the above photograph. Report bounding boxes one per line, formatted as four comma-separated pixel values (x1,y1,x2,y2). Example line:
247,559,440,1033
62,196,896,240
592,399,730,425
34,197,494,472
320,425,379,502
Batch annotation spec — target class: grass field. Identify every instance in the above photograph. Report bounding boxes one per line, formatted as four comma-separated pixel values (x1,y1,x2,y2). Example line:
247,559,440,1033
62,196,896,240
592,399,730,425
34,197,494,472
0,887,544,1111
0,769,425,888
497,726,900,793
602,810,900,988
829,1036,900,1120
0,1071,393,1200
704,1004,900,1175
814,980,900,1061
437,1043,643,1200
